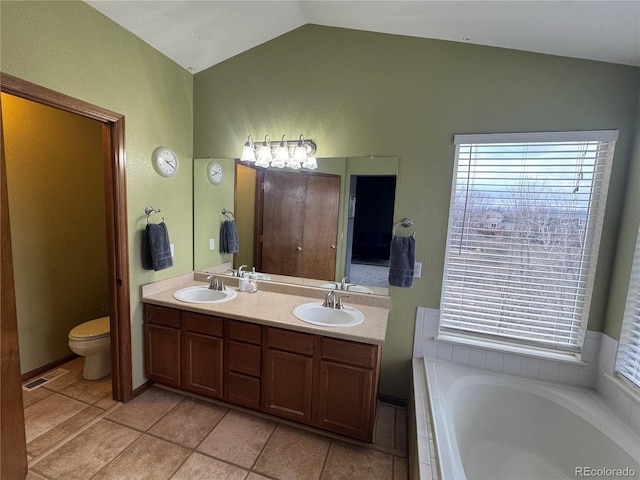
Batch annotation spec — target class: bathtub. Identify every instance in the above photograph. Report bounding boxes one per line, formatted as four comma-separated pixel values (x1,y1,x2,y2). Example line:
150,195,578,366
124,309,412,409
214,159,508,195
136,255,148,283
413,358,639,480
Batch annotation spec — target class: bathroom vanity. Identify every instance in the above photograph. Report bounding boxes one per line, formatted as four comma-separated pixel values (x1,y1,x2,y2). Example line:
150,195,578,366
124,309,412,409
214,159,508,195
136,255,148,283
141,274,389,442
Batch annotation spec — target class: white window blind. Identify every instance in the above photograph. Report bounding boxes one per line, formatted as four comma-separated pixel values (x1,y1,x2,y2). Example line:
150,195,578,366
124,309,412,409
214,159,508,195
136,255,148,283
439,131,617,353
615,224,640,388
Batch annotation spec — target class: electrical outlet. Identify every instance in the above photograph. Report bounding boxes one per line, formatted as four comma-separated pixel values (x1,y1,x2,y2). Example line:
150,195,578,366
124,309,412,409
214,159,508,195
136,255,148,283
209,238,215,250
170,244,175,257
414,262,422,278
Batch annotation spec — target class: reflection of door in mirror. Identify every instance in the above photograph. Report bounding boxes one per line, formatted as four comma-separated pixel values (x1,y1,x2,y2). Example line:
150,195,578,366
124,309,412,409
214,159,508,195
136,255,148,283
259,170,340,281
345,176,396,287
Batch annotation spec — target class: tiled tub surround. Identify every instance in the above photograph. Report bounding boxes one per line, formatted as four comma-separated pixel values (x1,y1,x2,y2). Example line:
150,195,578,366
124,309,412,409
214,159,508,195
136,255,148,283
411,306,640,480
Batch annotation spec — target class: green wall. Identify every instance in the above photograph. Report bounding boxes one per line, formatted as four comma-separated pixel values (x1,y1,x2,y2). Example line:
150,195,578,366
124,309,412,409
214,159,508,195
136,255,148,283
2,3,639,399
194,25,640,398
2,93,109,374
1,1,194,388
605,97,640,338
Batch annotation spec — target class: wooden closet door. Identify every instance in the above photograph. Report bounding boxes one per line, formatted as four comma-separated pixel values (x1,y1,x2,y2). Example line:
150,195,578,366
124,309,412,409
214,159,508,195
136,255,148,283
302,174,340,281
261,170,306,276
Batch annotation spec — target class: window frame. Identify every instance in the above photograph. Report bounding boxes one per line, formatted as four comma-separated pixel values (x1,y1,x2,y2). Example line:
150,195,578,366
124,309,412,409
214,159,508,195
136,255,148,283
438,130,618,357
615,223,640,389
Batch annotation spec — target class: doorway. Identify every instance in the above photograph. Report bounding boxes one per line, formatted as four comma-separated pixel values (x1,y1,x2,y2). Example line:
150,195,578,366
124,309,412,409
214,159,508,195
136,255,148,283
0,72,132,477
345,175,397,287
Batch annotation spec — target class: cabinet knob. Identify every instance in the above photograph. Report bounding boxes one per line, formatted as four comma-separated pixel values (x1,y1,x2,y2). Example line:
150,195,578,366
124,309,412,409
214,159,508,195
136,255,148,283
296,246,302,251
330,245,336,249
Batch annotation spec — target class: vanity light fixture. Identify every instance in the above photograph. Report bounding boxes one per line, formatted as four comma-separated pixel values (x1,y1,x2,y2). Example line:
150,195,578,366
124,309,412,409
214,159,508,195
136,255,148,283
240,134,318,170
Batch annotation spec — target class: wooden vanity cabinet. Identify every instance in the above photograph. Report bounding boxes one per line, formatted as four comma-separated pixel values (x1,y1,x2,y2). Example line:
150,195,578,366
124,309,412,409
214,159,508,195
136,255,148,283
182,312,224,398
263,327,314,424
144,304,181,388
315,337,380,441
225,320,262,408
144,305,382,442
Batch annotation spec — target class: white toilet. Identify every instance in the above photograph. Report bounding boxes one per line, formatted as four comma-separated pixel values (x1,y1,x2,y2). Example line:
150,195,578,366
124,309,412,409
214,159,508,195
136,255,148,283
68,316,111,380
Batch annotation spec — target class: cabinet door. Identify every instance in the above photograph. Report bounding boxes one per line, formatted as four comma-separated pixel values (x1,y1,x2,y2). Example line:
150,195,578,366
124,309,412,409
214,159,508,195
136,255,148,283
316,360,375,441
145,323,181,387
263,349,313,423
183,331,223,398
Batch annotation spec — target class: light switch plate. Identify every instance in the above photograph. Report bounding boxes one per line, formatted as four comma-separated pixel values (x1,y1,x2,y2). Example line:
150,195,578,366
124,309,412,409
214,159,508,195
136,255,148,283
209,238,215,250
414,262,422,278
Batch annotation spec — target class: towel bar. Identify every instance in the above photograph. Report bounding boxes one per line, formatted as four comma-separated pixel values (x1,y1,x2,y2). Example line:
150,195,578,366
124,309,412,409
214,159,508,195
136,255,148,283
222,208,235,220
145,206,164,224
393,217,415,237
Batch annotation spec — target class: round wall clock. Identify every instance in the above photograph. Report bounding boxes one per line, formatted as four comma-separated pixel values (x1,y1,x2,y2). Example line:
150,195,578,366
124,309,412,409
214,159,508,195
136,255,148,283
152,146,179,177
207,161,224,185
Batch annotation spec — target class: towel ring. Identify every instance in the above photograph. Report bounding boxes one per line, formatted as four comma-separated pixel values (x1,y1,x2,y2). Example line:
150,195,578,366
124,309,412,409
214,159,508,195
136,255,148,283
145,206,164,224
222,208,235,220
393,217,415,237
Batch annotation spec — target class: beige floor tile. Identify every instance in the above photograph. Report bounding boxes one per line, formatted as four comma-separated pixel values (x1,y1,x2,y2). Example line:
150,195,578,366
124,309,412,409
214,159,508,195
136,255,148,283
373,403,396,449
24,393,89,443
60,376,113,404
31,420,140,480
150,397,227,449
393,456,409,480
321,440,393,480
95,395,119,411
394,407,407,452
22,386,54,408
43,358,84,391
253,424,331,480
198,410,276,469
26,471,48,480
246,474,271,480
105,386,184,431
92,433,190,480
27,406,103,457
171,452,248,480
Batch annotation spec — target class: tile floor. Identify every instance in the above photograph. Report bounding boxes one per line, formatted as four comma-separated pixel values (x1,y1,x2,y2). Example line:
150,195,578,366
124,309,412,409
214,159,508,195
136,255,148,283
23,358,408,480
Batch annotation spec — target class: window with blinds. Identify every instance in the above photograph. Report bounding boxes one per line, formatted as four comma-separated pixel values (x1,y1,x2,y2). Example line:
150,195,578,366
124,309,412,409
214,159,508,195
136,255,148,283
615,225,640,388
439,131,618,354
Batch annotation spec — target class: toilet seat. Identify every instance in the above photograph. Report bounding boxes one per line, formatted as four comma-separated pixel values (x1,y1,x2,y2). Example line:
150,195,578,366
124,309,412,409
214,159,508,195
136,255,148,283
69,316,110,340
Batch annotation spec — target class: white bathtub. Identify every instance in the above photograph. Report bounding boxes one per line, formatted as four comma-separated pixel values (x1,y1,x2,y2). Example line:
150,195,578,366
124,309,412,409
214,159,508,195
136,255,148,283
415,358,639,480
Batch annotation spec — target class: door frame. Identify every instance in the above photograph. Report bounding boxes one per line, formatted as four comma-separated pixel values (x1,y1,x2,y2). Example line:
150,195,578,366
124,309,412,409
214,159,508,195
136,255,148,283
0,73,132,403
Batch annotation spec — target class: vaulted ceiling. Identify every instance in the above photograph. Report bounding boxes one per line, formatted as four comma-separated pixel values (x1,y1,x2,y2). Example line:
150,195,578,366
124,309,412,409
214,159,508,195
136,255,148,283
85,1,640,73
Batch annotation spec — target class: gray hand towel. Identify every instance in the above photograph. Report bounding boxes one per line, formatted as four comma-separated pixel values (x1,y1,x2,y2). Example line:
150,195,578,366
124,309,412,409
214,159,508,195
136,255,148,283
220,220,239,254
142,222,173,271
388,235,415,288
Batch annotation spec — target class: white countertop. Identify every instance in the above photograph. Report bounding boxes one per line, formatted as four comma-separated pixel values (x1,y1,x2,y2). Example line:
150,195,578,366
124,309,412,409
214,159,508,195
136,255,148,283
141,275,389,346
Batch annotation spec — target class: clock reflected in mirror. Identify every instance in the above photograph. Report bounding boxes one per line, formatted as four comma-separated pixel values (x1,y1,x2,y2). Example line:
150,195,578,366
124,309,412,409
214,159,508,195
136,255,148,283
207,161,224,184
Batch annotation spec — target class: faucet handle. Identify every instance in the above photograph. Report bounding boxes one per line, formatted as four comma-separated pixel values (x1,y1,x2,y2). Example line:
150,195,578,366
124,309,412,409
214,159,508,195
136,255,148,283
335,295,349,309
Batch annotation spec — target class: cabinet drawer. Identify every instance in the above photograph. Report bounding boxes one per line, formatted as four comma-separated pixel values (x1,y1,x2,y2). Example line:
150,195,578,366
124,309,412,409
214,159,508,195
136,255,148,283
267,328,314,355
228,341,261,376
183,311,223,337
145,304,180,328
321,337,378,369
227,320,262,344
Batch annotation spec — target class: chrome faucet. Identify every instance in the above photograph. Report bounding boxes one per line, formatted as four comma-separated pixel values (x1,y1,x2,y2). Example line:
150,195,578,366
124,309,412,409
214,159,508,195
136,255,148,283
237,265,248,277
207,275,225,291
323,290,336,308
322,291,349,309
340,277,350,290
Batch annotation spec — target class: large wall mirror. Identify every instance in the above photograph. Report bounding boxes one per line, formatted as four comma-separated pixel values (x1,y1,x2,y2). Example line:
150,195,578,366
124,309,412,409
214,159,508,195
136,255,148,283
193,156,398,296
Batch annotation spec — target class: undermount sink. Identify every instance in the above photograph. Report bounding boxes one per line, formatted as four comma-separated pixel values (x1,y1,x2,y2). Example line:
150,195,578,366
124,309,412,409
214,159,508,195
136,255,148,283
293,302,364,327
173,286,237,303
320,283,374,294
